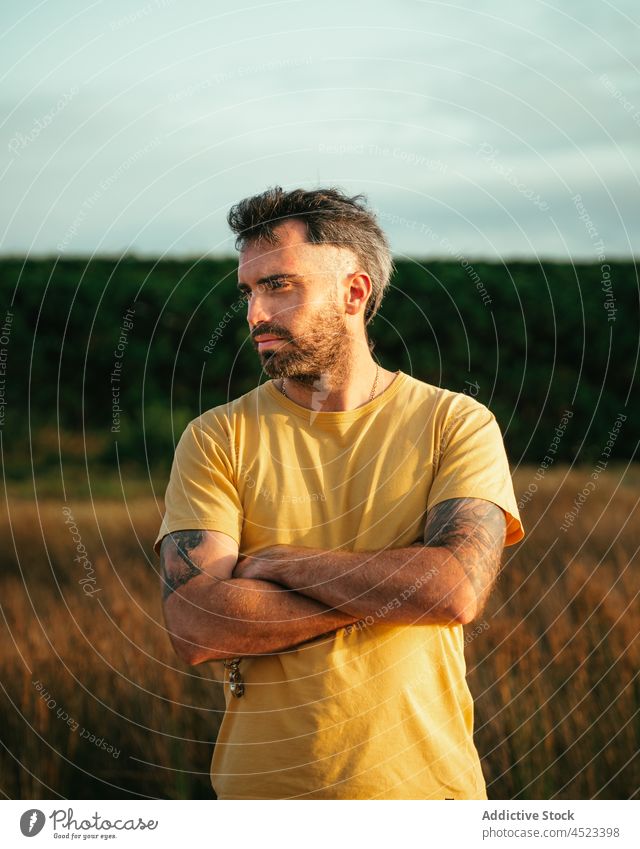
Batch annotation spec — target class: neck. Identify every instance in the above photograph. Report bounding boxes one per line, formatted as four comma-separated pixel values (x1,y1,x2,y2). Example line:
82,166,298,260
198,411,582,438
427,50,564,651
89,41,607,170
277,339,397,412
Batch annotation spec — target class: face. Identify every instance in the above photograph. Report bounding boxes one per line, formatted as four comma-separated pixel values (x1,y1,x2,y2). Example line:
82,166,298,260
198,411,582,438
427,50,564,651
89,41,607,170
237,219,361,387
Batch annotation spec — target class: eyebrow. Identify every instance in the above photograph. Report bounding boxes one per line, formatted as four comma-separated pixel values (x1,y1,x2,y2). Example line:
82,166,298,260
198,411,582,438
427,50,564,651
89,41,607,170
236,273,304,291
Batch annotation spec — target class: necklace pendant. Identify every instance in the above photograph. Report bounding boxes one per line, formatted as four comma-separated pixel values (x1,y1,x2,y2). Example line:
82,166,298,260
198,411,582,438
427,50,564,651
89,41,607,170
229,678,244,697
224,658,245,698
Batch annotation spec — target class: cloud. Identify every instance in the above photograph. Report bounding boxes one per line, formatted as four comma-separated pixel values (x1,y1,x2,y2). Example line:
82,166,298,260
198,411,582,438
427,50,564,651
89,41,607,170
1,0,637,257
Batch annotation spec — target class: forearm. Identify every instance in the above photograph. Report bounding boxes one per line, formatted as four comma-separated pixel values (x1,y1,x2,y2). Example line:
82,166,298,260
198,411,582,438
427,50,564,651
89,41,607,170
239,545,475,626
163,575,360,664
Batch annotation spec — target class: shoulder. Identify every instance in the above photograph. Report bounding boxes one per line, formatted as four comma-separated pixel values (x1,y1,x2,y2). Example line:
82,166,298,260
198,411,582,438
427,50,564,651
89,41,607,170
187,383,270,437
441,389,494,428
400,374,493,427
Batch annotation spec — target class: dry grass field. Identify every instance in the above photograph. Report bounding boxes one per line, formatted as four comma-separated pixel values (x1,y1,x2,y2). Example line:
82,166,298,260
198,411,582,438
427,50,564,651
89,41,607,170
0,465,638,799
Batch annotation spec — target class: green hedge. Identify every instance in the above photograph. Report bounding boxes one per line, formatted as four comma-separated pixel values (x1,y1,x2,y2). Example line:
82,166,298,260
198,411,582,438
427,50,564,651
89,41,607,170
0,257,637,473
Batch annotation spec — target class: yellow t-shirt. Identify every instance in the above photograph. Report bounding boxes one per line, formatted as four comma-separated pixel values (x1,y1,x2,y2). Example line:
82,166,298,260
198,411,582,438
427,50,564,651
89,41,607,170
154,371,524,799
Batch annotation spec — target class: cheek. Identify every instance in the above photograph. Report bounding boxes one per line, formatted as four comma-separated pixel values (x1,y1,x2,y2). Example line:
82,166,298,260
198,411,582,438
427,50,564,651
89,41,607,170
275,297,313,328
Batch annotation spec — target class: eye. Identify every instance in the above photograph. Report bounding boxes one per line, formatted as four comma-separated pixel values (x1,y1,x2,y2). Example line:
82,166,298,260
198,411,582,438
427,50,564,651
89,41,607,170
237,279,289,301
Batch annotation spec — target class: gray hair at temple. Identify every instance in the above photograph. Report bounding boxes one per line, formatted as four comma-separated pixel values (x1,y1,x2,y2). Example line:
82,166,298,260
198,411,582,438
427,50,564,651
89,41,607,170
227,186,394,325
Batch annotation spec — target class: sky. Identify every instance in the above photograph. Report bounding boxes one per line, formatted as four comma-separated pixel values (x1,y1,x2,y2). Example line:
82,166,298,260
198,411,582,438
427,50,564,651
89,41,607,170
1,0,638,260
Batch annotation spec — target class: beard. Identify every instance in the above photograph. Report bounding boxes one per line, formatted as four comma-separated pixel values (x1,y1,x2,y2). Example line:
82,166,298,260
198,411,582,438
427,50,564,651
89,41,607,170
252,300,350,389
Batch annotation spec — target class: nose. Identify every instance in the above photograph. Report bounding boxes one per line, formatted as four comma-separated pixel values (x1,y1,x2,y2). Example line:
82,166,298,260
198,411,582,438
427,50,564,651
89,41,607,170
246,290,269,330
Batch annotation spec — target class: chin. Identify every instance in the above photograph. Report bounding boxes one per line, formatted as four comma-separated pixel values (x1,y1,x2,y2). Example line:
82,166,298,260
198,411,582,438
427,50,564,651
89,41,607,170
260,352,290,378
261,352,317,385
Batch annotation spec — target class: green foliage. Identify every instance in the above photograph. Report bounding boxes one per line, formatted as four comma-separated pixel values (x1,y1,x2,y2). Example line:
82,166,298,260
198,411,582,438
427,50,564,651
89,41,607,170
0,257,637,471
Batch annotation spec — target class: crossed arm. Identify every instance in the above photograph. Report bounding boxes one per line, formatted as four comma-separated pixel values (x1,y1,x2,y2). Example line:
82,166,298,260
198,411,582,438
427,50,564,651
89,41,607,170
159,497,506,665
160,528,360,664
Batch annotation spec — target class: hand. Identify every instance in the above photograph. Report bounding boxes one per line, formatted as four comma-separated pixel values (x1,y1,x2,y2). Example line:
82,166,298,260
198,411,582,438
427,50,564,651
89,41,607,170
232,546,291,582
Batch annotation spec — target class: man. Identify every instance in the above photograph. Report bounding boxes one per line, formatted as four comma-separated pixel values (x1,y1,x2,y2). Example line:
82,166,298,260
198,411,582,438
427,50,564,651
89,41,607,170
154,186,524,800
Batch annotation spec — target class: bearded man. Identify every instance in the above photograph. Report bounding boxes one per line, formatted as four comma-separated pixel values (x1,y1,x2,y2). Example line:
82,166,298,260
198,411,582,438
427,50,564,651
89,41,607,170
154,186,524,800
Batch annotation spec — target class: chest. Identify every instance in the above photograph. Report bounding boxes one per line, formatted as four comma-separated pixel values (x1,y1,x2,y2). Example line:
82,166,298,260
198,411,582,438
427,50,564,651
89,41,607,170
235,423,437,552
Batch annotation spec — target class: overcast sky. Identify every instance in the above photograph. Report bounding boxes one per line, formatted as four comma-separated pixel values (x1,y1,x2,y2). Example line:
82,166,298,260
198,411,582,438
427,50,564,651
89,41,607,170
1,0,638,260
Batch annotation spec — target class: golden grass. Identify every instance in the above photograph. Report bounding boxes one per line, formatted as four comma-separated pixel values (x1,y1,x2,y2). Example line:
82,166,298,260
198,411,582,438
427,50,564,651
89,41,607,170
0,465,638,799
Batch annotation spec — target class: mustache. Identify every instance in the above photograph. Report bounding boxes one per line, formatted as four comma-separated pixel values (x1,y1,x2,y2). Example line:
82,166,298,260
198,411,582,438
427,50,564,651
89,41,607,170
251,323,293,343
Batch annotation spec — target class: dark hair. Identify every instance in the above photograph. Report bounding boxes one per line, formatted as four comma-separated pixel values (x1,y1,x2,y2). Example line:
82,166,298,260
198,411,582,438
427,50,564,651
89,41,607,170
227,186,394,324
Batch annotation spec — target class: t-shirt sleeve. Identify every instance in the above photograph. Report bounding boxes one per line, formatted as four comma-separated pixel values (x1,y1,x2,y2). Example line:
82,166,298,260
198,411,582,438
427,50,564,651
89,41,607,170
427,395,524,546
153,417,243,557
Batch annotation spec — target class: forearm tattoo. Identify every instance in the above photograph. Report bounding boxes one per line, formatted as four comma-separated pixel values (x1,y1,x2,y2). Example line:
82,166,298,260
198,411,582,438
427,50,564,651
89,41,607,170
424,498,506,614
160,530,204,600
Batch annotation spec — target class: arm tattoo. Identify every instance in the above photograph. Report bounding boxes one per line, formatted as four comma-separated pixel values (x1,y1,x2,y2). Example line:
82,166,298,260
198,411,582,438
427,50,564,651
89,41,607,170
160,530,204,600
424,498,506,614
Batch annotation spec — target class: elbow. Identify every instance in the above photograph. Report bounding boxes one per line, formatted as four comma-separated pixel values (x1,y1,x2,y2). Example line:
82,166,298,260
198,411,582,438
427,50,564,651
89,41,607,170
168,631,230,665
165,616,239,664
166,629,206,665
184,648,214,666
179,641,207,666
451,581,478,626
162,600,226,665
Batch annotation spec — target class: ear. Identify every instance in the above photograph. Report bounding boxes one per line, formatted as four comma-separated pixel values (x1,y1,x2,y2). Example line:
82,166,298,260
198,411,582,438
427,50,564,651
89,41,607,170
343,271,372,318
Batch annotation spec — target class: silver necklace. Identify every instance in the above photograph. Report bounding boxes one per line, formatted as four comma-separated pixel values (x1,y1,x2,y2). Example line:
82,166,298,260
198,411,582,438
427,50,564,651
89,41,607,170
280,364,380,403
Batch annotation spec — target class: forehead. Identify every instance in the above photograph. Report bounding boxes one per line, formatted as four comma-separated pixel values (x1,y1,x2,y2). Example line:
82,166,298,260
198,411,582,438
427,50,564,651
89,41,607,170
237,219,354,283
